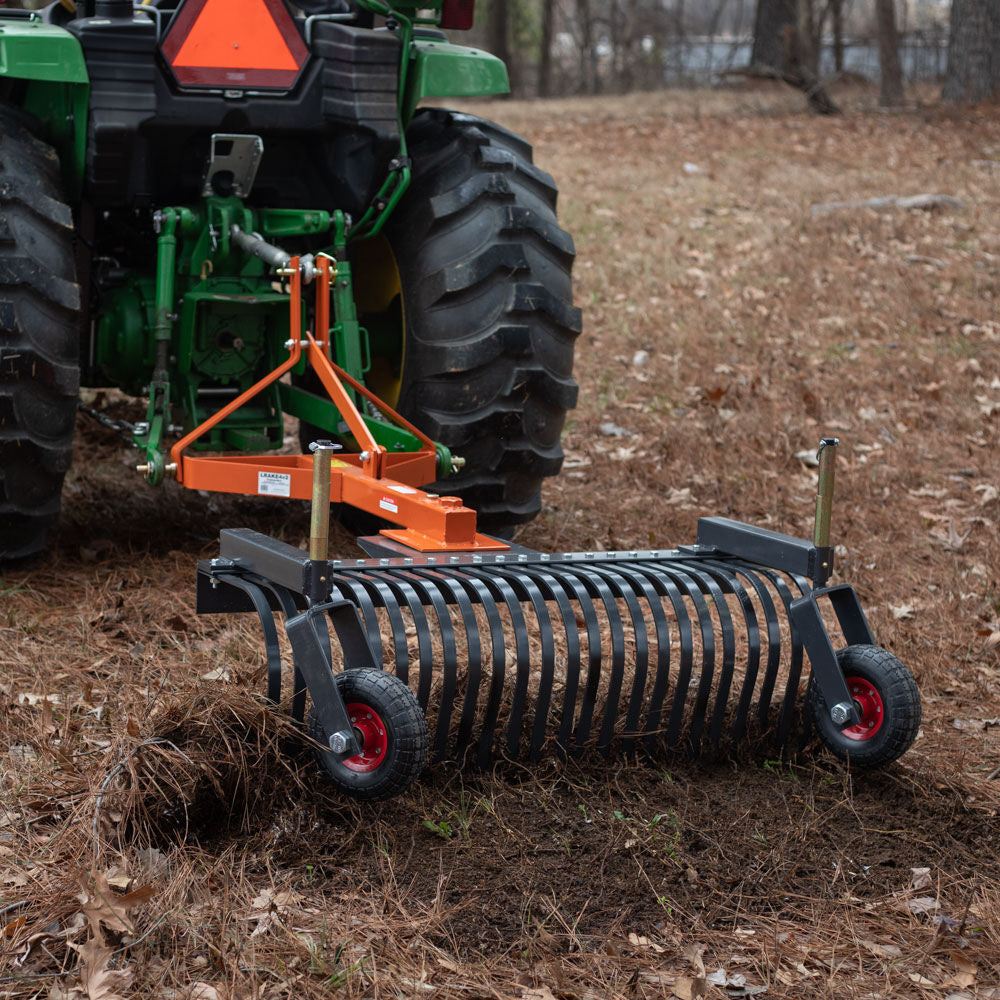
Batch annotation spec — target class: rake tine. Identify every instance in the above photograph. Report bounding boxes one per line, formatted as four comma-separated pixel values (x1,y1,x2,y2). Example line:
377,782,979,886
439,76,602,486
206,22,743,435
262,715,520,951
702,562,765,747
333,575,385,666
683,565,739,750
628,564,693,753
411,568,483,762
546,566,606,754
582,565,651,755
258,582,308,723
391,569,459,762
486,567,557,762
754,568,806,750
343,572,410,683
609,563,673,753
458,567,532,760
509,566,582,758
552,566,623,757
218,575,284,703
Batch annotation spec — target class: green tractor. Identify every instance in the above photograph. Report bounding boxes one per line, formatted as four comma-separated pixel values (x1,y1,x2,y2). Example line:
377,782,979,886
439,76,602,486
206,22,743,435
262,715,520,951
0,0,580,559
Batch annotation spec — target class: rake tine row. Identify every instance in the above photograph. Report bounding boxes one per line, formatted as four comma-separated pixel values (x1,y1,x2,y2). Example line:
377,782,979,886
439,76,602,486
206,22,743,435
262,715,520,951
320,553,815,767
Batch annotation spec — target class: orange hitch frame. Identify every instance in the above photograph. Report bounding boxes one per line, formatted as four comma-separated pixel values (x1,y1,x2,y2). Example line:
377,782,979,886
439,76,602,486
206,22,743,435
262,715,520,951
169,256,508,552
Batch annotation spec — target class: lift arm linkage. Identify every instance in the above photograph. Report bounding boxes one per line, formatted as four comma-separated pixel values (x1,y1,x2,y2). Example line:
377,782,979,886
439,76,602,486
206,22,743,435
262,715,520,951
170,256,507,553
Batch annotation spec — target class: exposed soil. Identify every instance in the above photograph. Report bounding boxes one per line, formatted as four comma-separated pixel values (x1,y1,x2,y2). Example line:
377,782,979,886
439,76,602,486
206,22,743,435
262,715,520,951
2,84,999,999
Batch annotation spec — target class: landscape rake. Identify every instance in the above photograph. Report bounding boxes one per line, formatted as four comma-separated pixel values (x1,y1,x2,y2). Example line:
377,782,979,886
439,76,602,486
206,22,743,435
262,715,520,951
190,253,922,801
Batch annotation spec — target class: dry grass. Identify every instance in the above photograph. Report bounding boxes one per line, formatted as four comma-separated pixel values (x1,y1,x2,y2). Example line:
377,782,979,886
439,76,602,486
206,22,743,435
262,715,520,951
3,81,1000,998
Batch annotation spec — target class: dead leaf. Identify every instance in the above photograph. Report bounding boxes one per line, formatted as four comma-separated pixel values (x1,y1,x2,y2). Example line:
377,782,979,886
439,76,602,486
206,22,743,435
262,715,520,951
906,896,940,916
910,867,932,890
890,604,916,620
74,938,131,1000
859,937,903,959
520,988,558,1000
78,873,153,941
908,972,937,986
672,977,710,1000
684,942,707,977
200,666,231,682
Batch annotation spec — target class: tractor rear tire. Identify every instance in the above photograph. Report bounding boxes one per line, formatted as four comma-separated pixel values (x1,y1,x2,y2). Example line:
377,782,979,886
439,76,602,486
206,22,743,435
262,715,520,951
0,109,81,560
356,109,581,537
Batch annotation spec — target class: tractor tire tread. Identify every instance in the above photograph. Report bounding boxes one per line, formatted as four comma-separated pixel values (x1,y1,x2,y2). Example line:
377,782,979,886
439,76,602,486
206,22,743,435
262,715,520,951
385,108,581,534
0,107,81,560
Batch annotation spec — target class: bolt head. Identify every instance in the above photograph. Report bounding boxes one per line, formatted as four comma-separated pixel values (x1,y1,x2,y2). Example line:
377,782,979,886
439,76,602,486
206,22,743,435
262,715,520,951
328,730,351,754
830,702,853,726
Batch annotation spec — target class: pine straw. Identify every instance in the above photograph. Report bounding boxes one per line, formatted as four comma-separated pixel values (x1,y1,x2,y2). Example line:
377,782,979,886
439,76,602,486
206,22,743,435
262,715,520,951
4,83,1000,997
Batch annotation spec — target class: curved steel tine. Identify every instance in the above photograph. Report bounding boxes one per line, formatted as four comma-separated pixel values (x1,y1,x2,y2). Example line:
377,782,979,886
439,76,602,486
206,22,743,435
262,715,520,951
460,566,532,759
341,572,410,683
353,571,434,709
788,571,817,749
754,567,805,751
330,574,384,665
410,568,483,762
537,564,605,755
513,565,582,758
643,563,715,756
609,563,673,753
486,566,557,762
626,563,694,752
217,574,284,703
703,560,776,745
679,564,738,750
390,569,459,762
576,564,650,755
446,571,507,767
261,582,309,724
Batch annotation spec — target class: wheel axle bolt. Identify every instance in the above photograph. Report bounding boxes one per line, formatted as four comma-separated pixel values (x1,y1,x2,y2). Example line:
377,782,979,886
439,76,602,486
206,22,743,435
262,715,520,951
830,702,853,726
328,730,352,754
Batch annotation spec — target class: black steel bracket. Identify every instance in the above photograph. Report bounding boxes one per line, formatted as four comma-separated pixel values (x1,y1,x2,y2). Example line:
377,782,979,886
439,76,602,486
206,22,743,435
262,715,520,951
789,583,877,729
696,517,834,586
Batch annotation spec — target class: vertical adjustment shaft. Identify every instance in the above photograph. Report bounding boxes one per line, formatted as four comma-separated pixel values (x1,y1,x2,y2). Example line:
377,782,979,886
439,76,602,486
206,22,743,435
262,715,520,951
308,440,339,601
813,436,839,586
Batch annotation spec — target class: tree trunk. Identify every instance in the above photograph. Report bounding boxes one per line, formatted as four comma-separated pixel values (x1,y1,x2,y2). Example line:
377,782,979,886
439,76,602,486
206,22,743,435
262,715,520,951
943,0,1000,103
751,0,795,73
489,0,514,96
831,0,844,72
538,0,555,97
876,0,905,106
751,0,840,114
796,0,817,76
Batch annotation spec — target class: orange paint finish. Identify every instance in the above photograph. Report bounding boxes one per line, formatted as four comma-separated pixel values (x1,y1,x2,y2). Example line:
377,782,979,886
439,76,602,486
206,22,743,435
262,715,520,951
168,257,508,553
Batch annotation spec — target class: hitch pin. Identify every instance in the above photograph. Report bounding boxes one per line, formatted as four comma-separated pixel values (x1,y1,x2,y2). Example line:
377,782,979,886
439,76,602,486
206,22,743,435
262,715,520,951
812,437,839,585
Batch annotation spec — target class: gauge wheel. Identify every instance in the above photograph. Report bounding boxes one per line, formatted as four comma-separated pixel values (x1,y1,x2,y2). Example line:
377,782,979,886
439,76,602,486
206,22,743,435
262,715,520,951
308,667,429,800
808,644,921,768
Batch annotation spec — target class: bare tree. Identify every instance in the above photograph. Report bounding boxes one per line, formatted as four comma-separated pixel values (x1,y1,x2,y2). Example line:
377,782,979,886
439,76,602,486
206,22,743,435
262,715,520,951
488,0,515,95
943,0,1000,103
750,0,840,114
875,0,904,106
538,0,555,97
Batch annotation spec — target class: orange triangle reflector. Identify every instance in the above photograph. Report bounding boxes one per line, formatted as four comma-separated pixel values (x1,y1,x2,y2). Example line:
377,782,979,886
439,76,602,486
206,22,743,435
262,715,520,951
162,0,308,89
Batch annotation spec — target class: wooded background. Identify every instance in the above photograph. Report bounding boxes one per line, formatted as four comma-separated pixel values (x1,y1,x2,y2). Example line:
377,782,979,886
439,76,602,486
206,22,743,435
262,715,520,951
471,0,999,109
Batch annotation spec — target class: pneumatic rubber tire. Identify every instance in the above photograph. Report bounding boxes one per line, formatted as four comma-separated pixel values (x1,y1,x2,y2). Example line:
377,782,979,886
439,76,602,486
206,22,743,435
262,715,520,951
807,644,921,769
308,668,429,801
0,108,81,560
356,109,581,537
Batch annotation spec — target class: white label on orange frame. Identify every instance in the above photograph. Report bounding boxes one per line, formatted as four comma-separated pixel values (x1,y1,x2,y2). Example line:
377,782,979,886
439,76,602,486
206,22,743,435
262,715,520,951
379,496,399,514
258,471,291,497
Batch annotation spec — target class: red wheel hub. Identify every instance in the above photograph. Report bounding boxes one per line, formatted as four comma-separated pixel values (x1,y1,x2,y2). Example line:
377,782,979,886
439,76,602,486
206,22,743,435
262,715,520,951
841,676,884,741
342,702,389,772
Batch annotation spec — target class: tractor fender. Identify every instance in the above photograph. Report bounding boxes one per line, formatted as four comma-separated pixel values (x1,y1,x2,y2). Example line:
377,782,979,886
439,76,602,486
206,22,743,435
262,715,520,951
403,39,509,123
0,18,89,196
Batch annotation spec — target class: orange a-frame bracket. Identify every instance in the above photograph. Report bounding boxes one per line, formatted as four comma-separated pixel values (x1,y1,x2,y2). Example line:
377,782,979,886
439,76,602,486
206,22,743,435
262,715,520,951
168,256,508,552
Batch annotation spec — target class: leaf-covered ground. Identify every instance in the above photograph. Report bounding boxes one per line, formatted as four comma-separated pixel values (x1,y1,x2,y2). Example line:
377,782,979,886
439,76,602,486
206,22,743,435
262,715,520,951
2,84,999,998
